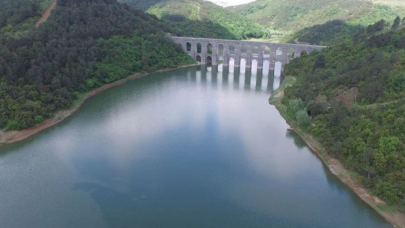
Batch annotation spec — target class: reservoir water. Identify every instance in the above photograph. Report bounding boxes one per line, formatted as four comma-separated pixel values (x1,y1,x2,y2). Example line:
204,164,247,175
0,65,392,228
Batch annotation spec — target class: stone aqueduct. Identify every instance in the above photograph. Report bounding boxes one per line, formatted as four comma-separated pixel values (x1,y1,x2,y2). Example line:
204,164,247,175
171,36,325,70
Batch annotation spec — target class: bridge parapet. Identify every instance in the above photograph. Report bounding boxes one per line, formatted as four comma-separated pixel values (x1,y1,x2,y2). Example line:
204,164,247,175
170,36,325,71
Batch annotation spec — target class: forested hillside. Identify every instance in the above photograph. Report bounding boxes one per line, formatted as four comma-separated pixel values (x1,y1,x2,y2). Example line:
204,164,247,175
281,19,405,211
118,0,270,40
0,0,54,37
288,19,398,46
0,0,194,131
230,0,405,41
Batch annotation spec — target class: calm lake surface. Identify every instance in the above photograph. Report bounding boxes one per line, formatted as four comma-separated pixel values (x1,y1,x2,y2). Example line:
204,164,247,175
0,65,392,228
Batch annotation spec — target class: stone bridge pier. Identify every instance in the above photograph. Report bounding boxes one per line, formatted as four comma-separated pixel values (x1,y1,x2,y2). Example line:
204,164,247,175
170,36,325,72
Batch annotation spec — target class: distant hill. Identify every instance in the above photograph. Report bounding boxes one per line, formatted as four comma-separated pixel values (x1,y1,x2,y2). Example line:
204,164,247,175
118,0,270,40
229,0,405,41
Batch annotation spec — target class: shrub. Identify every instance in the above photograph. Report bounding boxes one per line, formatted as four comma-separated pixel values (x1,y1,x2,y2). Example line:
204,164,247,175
296,109,310,128
4,120,21,131
287,99,305,119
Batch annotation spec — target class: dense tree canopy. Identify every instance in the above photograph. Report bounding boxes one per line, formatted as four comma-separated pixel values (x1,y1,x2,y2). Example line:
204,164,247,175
290,20,365,45
0,0,194,130
283,19,405,211
0,0,55,37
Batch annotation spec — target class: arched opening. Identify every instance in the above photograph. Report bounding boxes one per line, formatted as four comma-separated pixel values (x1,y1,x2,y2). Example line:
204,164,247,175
264,46,271,58
229,58,235,73
301,50,308,57
206,56,212,65
196,55,202,63
229,45,236,55
276,47,283,57
186,42,191,52
207,43,213,54
288,49,295,59
274,61,282,77
197,43,202,53
275,47,283,61
252,46,259,56
240,58,246,74
218,44,224,56
241,46,248,56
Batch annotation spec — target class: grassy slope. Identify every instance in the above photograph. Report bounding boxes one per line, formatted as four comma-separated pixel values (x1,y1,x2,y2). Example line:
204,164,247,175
118,0,269,40
229,0,405,41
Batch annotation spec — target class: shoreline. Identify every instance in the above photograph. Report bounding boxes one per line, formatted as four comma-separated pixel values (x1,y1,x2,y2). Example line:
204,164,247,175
269,76,405,228
0,63,198,146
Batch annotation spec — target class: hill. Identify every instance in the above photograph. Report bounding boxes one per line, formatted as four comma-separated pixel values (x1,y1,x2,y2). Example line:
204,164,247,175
118,0,270,40
278,19,405,213
0,0,194,131
230,0,405,41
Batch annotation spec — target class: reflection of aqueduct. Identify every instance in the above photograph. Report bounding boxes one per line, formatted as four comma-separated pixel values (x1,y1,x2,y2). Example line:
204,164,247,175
171,36,325,70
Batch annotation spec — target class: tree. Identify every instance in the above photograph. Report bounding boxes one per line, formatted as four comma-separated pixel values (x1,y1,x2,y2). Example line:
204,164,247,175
392,16,401,30
375,181,399,204
287,99,305,119
362,81,384,102
307,101,326,117
314,54,326,68
366,19,387,34
296,109,310,128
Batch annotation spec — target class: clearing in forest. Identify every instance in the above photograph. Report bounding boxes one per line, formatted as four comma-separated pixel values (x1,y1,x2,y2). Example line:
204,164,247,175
36,0,57,27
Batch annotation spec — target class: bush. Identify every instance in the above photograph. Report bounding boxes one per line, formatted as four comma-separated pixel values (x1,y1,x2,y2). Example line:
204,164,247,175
307,101,327,117
296,109,310,128
4,120,20,131
34,115,44,124
287,99,305,119
375,181,400,204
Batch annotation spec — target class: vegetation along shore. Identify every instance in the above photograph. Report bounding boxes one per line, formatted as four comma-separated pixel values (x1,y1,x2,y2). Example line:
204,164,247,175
270,77,405,228
0,63,198,146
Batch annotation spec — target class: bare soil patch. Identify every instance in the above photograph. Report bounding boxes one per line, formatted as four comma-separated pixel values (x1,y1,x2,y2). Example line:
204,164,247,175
36,0,57,27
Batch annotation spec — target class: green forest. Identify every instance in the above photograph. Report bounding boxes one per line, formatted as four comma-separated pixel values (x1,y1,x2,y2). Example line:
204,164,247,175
1,0,405,220
118,0,270,40
281,18,405,211
0,0,194,131
0,0,54,37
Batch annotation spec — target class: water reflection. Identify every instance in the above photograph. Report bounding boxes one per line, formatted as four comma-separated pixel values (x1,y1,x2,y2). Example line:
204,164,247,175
0,66,392,228
196,65,280,93
285,130,307,149
216,56,281,77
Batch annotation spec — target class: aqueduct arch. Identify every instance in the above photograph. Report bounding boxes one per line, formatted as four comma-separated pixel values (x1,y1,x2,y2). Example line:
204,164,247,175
175,36,325,71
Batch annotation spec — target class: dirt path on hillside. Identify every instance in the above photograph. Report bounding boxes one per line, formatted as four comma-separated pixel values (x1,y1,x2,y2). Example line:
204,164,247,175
294,37,310,45
36,1,57,28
